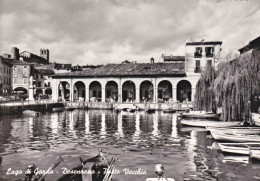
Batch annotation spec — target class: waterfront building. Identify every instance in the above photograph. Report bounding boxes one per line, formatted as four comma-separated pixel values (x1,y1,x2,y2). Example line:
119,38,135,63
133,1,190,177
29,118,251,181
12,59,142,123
0,56,13,95
185,41,222,72
50,40,222,104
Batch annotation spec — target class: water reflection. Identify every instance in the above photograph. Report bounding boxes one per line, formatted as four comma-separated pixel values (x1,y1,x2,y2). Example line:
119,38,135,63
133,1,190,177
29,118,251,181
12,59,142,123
0,111,260,181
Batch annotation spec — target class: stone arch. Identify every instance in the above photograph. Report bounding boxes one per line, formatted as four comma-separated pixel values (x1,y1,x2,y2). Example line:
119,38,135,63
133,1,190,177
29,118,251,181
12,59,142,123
177,80,192,102
45,88,52,95
140,80,153,102
157,80,172,103
89,81,102,102
122,80,136,102
58,81,70,101
105,81,118,102
35,89,43,98
13,87,28,100
73,81,86,101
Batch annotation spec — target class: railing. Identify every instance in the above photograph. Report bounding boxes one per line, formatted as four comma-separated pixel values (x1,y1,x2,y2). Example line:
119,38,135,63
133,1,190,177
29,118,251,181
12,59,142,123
194,52,202,58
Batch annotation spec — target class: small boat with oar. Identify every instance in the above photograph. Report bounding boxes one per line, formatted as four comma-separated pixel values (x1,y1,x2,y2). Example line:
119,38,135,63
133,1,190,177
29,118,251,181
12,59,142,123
58,149,115,181
23,110,41,117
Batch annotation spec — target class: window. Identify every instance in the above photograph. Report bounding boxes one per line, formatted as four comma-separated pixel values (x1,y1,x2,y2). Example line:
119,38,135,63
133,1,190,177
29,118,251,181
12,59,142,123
38,82,42,87
194,47,202,57
195,60,201,73
41,75,43,79
205,47,214,57
207,60,212,67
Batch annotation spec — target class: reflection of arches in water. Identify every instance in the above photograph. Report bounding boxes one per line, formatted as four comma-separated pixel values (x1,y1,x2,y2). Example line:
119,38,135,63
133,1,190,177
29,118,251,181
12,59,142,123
85,112,90,135
89,81,102,102
158,80,172,102
177,80,192,102
117,113,124,137
122,81,136,102
171,114,178,138
140,80,154,102
100,112,106,137
152,111,159,137
58,81,70,101
133,112,141,141
105,81,118,102
73,81,86,101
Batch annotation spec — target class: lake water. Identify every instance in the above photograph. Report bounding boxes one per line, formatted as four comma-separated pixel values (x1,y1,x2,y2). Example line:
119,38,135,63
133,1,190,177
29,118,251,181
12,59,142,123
0,110,260,181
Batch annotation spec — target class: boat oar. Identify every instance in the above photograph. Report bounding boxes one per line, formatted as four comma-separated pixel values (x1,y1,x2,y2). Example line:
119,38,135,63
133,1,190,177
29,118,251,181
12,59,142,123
103,157,117,181
38,155,63,181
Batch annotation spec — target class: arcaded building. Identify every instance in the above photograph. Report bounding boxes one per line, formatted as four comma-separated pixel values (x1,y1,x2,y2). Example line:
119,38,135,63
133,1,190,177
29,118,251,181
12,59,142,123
50,41,222,104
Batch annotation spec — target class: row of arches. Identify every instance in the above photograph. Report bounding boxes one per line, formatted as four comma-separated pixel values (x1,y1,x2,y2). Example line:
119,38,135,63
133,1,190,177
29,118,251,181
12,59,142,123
13,87,52,99
58,80,192,103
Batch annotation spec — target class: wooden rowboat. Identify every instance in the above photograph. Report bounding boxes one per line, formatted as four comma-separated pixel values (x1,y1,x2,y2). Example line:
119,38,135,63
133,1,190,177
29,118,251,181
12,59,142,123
163,109,176,113
210,130,260,142
23,110,40,117
181,120,241,128
207,127,260,135
58,150,115,181
181,111,220,120
218,142,260,155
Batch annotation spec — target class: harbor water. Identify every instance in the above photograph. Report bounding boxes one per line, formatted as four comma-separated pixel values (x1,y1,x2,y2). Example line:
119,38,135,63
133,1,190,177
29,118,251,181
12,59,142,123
0,110,260,181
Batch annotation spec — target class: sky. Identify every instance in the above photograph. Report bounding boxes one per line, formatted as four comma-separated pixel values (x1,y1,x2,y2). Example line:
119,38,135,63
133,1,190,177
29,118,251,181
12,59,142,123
0,0,260,65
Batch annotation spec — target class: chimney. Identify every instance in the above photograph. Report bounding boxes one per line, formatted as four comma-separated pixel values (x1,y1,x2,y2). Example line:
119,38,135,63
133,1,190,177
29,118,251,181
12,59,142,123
150,57,154,64
11,47,19,60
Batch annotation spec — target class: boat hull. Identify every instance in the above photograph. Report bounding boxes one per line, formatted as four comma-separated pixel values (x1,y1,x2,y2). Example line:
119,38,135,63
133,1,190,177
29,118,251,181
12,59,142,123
211,131,260,142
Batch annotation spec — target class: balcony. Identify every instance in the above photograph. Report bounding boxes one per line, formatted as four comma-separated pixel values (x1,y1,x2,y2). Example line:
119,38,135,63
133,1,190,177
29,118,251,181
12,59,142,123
206,52,213,57
194,52,202,58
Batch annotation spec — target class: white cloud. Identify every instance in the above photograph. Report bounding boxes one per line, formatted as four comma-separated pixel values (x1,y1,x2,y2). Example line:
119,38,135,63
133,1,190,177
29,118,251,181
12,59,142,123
0,0,259,65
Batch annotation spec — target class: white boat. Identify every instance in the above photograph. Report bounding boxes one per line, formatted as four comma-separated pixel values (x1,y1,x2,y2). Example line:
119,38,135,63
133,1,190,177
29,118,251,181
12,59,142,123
53,107,64,112
218,143,260,155
181,120,240,128
23,110,40,117
249,148,260,161
252,113,260,126
210,130,260,142
207,127,260,135
181,111,220,120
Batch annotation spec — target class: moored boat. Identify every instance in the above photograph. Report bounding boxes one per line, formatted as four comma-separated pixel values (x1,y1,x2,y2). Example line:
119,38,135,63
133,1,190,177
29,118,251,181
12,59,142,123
249,148,260,161
181,120,240,128
163,109,176,113
58,149,115,181
23,110,40,117
53,106,65,112
210,130,260,142
181,111,220,120
146,109,155,114
206,126,260,135
218,142,260,155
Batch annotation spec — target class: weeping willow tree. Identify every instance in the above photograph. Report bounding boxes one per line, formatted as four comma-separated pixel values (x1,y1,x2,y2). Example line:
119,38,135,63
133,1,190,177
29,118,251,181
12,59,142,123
195,47,260,121
195,65,217,113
